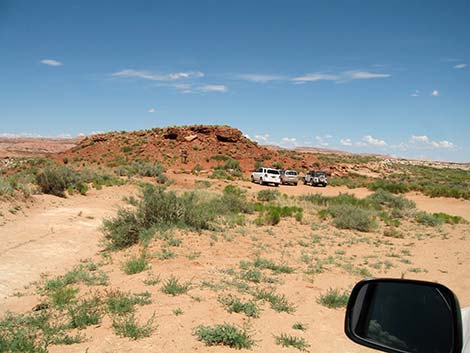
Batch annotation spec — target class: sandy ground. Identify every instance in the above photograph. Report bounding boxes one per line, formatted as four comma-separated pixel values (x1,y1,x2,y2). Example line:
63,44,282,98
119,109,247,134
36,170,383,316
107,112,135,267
0,185,136,301
1,174,469,353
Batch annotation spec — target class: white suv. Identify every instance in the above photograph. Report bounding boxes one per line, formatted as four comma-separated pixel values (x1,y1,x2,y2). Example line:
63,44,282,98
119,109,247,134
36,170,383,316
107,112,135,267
251,167,281,186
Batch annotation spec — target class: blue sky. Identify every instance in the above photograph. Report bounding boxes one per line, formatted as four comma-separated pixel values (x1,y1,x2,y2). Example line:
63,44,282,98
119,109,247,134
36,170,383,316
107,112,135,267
1,0,469,162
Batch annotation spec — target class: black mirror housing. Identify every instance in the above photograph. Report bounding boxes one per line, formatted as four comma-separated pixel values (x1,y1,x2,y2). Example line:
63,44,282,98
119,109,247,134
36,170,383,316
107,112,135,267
345,278,463,353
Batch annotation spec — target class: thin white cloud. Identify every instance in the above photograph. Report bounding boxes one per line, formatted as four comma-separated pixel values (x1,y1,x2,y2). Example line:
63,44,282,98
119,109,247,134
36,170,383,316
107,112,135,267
361,135,387,147
410,135,456,150
279,137,298,148
111,69,204,81
172,83,193,94
40,59,63,66
432,140,455,149
0,132,72,138
236,74,286,83
431,90,440,97
340,138,353,146
411,135,430,143
454,63,467,69
148,108,156,113
292,73,338,82
411,90,420,97
346,71,391,79
292,70,391,84
254,134,270,143
0,132,43,138
315,135,332,147
198,84,228,93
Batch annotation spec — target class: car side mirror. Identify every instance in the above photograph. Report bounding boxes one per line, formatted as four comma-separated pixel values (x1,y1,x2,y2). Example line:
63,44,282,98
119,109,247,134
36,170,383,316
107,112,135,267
345,278,462,353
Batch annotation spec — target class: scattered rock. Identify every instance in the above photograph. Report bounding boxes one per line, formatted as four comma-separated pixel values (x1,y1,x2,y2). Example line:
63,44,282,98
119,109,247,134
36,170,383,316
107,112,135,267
184,135,198,142
32,303,49,311
215,127,242,142
163,128,179,140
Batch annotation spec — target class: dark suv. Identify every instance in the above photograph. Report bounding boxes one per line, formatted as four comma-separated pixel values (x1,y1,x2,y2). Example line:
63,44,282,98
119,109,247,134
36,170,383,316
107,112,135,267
303,170,328,187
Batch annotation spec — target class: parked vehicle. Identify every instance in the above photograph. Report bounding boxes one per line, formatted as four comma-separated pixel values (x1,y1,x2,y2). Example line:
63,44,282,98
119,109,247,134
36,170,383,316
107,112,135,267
251,167,281,186
345,278,469,353
304,170,328,187
280,169,298,185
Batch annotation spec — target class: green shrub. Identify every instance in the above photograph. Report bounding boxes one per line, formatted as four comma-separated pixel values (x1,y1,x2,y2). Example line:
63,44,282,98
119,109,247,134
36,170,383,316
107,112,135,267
257,189,280,202
103,184,254,250
328,204,376,232
275,333,310,351
49,287,79,309
107,292,135,315
254,289,295,313
195,180,211,188
122,255,149,275
35,166,122,197
328,173,370,189
255,205,303,226
112,313,155,340
240,268,264,283
36,166,80,197
210,154,230,161
367,189,415,210
0,177,15,197
432,212,465,224
223,185,245,197
251,258,294,274
292,323,308,331
155,247,176,260
218,295,260,318
107,291,152,315
300,192,374,210
209,169,233,180
43,262,108,291
133,161,166,177
68,297,102,329
212,158,243,178
161,276,191,296
415,212,444,227
317,288,349,308
194,324,254,349
120,146,133,154
102,209,142,250
383,227,404,239
368,180,409,194
0,311,82,352
379,212,401,227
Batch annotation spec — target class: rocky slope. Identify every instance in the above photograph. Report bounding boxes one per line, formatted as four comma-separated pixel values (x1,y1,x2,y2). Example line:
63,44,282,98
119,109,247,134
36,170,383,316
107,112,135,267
56,125,319,174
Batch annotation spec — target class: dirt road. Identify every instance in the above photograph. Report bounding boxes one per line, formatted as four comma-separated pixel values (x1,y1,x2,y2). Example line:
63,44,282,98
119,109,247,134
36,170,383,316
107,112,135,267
0,185,135,302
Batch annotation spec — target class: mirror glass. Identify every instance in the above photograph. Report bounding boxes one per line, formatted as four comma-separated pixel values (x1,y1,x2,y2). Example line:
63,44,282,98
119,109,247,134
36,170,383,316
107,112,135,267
349,281,455,353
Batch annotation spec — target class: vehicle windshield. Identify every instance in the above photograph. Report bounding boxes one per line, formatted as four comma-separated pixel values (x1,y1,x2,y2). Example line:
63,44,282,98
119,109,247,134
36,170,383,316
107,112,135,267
267,169,280,175
314,172,326,177
286,171,297,175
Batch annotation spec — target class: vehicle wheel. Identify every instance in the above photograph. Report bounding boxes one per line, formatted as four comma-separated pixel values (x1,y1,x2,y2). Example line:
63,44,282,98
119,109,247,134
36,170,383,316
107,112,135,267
303,179,307,185
259,178,264,185
275,183,279,187
251,176,254,183
295,182,298,186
